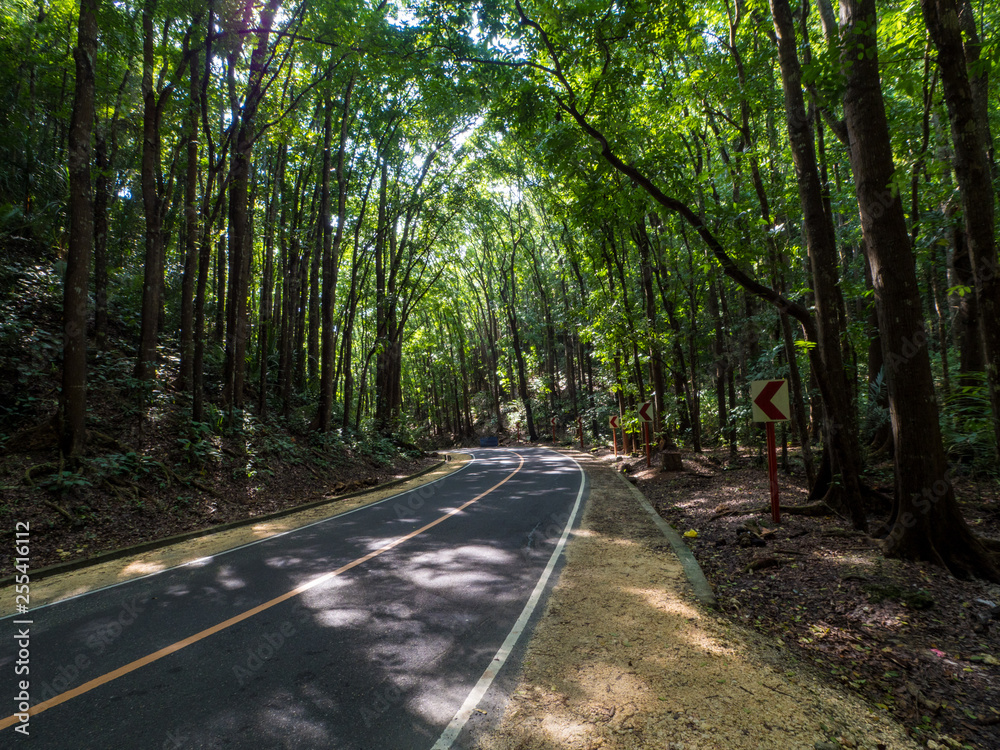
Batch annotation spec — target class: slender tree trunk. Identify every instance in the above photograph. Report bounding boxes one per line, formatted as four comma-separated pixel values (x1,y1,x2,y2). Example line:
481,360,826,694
280,249,300,415
135,0,166,382
259,146,283,416
634,221,668,446
307,194,321,384
179,49,200,393
59,0,99,456
318,77,355,431
314,94,334,424
92,65,129,352
214,216,225,343
222,0,281,410
93,128,109,352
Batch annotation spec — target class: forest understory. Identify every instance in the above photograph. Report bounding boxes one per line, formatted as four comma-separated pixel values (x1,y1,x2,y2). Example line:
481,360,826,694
628,447,1000,750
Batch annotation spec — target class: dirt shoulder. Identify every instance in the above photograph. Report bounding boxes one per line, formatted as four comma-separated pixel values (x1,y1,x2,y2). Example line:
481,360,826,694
477,450,919,750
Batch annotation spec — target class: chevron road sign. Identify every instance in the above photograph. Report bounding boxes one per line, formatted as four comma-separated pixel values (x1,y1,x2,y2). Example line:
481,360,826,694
750,379,790,422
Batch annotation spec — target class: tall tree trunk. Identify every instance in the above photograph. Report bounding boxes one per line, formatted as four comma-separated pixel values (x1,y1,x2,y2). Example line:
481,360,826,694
922,0,1000,457
841,0,999,579
179,48,200,393
92,65,128,352
771,0,866,529
507,301,536,441
634,221,668,445
59,0,99,456
258,146,283,416
317,77,355,431
135,0,166,382
314,94,334,425
307,191,321,384
93,128,109,352
214,214,225,344
222,0,281,410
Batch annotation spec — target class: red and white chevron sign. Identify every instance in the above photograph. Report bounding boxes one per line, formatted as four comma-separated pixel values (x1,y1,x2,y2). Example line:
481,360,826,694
750,379,790,422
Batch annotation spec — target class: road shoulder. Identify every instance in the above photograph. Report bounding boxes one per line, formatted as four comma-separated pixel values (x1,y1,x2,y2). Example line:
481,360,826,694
476,449,919,750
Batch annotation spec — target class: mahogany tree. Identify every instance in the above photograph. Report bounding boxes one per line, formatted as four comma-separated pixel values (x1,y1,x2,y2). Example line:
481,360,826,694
59,0,100,456
838,0,999,579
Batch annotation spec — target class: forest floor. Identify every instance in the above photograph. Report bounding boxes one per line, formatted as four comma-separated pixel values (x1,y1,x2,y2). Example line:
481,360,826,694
627,446,1000,750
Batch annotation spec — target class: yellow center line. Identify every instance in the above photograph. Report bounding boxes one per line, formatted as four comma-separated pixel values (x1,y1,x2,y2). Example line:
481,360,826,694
1,452,524,732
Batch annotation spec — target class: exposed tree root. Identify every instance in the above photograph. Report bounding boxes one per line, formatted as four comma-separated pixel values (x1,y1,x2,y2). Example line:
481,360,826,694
980,536,1000,554
89,429,136,454
43,499,78,525
152,460,174,489
24,462,59,487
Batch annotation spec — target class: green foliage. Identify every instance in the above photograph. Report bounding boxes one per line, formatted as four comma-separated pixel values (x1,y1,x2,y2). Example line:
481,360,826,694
861,367,890,446
176,422,222,467
357,433,399,467
941,373,996,475
86,451,157,481
39,469,93,496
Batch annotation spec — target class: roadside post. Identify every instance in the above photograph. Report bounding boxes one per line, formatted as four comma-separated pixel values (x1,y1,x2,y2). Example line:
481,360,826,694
550,416,556,443
638,400,653,468
750,379,791,523
515,421,521,442
577,416,584,449
609,415,619,457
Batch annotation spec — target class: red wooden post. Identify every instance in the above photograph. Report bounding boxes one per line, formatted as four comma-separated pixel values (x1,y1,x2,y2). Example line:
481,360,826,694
766,421,780,523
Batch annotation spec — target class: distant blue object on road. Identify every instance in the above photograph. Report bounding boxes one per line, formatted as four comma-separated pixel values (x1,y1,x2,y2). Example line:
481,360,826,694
479,436,499,447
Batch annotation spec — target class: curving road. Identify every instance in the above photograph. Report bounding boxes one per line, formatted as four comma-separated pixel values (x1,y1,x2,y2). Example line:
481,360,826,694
1,448,587,749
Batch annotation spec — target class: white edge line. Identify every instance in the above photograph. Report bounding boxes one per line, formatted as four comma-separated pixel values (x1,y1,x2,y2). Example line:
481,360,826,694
1,453,479,620
430,449,587,750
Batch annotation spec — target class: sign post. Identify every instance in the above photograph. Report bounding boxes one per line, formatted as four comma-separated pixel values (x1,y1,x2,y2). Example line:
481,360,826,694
638,401,653,468
609,415,619,457
750,379,790,523
550,416,556,444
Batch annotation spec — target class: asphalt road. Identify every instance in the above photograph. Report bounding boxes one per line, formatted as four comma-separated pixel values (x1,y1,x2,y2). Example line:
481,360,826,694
2,447,588,749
